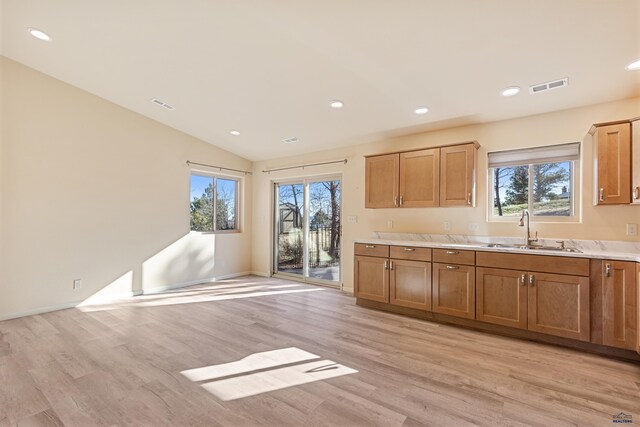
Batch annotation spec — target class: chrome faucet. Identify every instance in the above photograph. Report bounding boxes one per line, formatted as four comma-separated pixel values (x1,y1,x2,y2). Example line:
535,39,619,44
519,209,538,246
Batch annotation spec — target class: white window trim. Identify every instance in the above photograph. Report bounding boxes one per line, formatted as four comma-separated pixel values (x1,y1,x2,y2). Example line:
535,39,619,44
189,170,242,233
487,158,581,224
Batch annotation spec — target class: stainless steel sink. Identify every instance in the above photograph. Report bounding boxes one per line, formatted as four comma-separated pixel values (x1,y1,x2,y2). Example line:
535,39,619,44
484,243,581,253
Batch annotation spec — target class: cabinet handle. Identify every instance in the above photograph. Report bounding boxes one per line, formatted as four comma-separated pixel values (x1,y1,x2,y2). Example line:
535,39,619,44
605,263,611,277
389,261,394,270
446,265,459,270
384,260,389,270
520,273,527,286
445,250,459,255
599,188,604,202
634,187,640,200
365,245,375,249
399,195,404,206
467,193,472,205
529,274,535,287
403,248,415,252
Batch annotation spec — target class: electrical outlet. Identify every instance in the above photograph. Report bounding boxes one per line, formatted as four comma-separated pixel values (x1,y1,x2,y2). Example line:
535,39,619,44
443,221,451,231
73,279,82,290
468,223,479,231
387,220,394,228
627,223,638,236
347,215,358,224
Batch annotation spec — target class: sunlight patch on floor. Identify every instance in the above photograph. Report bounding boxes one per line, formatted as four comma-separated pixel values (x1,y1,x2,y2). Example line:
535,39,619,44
181,347,357,401
137,287,324,307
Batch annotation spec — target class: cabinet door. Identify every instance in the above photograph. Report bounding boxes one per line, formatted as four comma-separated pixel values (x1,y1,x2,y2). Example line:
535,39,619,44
399,149,439,207
354,256,389,303
602,261,637,350
365,154,399,208
476,267,527,330
637,263,640,355
440,144,476,207
594,123,631,205
528,272,590,341
632,120,640,204
390,259,432,311
432,263,475,319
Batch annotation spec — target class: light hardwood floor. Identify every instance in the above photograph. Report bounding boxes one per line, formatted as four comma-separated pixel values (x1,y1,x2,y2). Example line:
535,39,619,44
1,275,639,426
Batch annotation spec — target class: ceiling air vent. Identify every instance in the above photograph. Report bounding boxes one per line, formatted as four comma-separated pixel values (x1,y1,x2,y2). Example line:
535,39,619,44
528,78,568,94
151,98,175,110
282,137,299,144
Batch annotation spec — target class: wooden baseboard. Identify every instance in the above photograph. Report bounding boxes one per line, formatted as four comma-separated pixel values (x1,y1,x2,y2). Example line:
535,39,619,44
356,298,640,363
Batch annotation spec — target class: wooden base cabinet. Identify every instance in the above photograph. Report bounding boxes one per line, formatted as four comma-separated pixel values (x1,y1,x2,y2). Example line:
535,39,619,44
476,267,527,330
354,256,389,303
477,268,590,341
390,259,432,311
597,261,637,350
432,263,475,319
528,272,590,342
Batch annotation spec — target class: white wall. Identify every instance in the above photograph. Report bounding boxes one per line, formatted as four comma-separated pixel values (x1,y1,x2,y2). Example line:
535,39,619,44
252,97,640,292
0,57,253,319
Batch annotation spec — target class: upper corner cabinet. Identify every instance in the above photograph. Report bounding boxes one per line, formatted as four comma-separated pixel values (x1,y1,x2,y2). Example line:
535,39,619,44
591,121,632,205
440,143,478,207
632,118,640,205
364,142,478,209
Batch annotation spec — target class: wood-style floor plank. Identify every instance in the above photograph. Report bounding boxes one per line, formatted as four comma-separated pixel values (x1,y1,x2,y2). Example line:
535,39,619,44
0,275,639,426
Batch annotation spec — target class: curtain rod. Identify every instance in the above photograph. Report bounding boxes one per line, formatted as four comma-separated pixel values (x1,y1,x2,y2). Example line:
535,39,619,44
186,160,252,175
262,158,348,174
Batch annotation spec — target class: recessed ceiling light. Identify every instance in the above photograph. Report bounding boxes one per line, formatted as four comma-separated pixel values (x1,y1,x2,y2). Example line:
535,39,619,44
330,100,344,109
414,107,429,115
230,130,240,136
500,86,521,97
282,137,299,144
27,27,51,42
626,59,640,71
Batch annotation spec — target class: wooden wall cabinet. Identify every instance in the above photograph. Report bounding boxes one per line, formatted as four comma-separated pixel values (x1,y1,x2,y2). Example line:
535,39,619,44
364,142,478,208
432,262,475,319
591,122,632,205
632,118,640,204
364,154,399,208
591,260,637,350
440,144,476,207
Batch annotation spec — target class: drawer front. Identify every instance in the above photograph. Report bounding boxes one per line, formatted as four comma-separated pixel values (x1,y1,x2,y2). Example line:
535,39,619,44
476,251,589,277
354,243,390,258
433,248,475,266
390,246,432,262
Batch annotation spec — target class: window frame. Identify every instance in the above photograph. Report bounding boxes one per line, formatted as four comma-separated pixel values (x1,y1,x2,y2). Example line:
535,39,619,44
487,156,580,223
189,171,241,233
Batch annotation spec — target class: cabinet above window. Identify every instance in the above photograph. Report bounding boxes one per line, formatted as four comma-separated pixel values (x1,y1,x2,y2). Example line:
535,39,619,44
364,142,479,209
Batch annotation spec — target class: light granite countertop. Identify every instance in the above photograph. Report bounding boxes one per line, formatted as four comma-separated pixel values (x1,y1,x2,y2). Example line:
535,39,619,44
354,232,640,263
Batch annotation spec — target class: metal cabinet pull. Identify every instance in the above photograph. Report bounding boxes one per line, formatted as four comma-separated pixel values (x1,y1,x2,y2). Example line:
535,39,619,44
634,187,640,200
384,260,389,270
605,263,611,277
445,250,459,255
389,261,394,270
394,196,398,206
529,274,535,287
520,273,527,286
399,196,404,206
365,245,375,249
403,248,415,252
467,193,472,205
446,265,459,270
599,188,605,202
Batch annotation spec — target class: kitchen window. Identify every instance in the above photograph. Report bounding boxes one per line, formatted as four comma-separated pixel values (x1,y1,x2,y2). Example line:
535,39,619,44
488,142,580,221
190,173,240,232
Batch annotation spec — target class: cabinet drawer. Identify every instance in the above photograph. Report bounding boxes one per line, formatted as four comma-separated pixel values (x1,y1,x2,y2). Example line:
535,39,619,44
433,248,475,266
476,251,589,276
355,243,389,258
390,246,432,262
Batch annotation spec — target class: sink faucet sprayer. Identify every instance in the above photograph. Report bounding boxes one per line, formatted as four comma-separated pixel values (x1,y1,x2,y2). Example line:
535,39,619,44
519,209,538,246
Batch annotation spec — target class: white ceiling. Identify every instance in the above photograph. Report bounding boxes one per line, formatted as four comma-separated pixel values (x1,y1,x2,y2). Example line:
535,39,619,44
2,0,639,161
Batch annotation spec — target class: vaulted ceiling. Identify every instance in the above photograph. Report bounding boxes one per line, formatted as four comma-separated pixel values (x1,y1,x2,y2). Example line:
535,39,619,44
2,0,639,160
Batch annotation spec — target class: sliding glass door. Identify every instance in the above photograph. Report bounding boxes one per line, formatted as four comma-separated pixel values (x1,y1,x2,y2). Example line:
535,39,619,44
274,177,341,286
